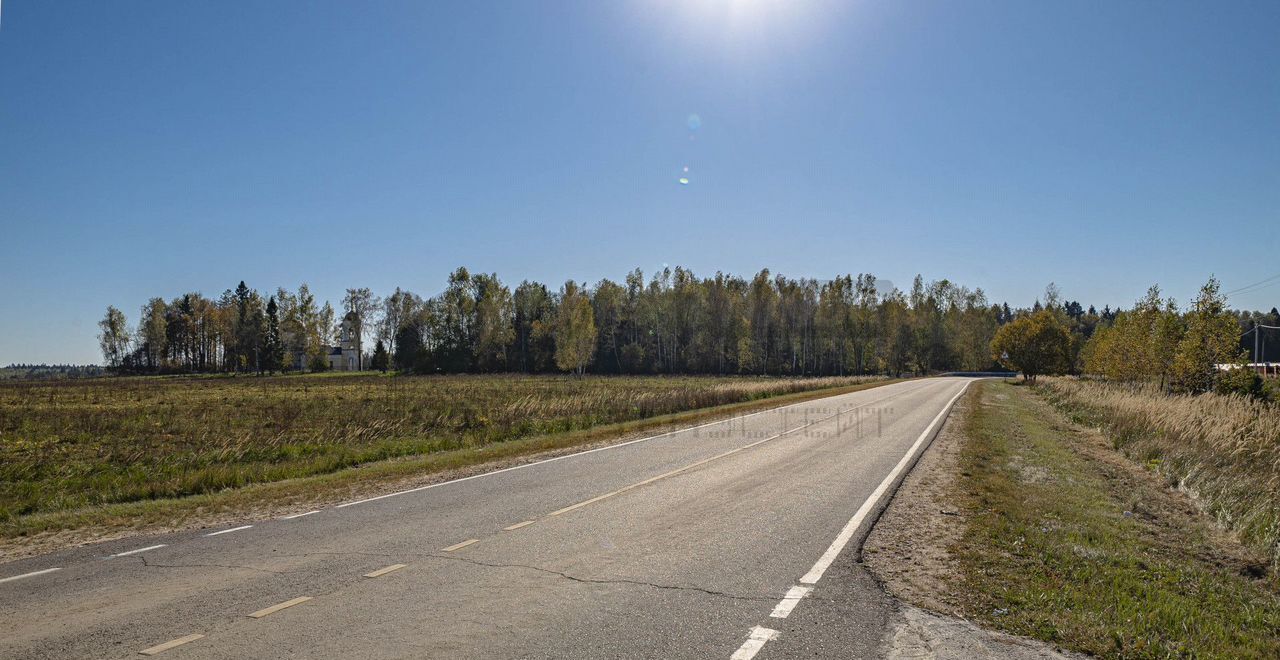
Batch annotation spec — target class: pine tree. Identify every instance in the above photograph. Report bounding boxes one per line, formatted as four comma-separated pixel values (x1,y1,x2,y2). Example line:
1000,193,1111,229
263,297,285,374
371,339,390,372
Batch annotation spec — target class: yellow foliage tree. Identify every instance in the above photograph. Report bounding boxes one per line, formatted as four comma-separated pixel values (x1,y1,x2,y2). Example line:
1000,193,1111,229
990,309,1071,383
554,281,597,376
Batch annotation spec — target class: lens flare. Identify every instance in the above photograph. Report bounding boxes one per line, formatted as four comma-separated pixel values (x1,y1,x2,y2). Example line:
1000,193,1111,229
686,114,701,131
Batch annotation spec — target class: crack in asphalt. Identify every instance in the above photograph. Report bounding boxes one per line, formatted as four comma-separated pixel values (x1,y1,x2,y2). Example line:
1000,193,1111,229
275,550,396,559
421,552,780,602
133,549,814,604
136,554,302,575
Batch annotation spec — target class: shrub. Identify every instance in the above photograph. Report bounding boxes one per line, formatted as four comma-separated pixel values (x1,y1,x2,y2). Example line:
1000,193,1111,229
1215,367,1264,400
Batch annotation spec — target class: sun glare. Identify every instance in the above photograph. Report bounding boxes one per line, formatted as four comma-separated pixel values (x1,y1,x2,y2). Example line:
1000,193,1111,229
643,0,833,44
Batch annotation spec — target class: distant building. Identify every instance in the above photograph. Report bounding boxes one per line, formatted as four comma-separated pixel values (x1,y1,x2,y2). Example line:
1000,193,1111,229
1215,362,1279,378
328,313,361,371
290,313,361,371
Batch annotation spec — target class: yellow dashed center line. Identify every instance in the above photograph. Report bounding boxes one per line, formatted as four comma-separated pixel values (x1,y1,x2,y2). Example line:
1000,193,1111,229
440,539,479,552
248,596,312,619
503,520,536,531
139,633,204,655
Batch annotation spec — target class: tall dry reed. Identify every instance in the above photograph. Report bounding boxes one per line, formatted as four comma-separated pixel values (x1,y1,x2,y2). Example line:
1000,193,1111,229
1041,377,1280,564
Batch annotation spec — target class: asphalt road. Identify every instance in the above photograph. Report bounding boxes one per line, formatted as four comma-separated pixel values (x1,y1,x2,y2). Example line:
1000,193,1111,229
0,377,971,659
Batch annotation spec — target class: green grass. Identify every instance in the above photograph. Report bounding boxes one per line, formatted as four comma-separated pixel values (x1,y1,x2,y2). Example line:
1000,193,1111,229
950,380,1280,658
0,373,889,541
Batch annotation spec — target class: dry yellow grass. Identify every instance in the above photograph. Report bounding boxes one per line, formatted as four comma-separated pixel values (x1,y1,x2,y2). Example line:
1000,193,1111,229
0,373,883,522
1042,377,1280,565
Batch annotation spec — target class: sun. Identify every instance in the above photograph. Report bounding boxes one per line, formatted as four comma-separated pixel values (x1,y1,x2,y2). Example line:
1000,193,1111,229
637,0,838,51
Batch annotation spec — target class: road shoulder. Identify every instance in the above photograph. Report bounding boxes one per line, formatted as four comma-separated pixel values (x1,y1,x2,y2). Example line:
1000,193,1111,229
862,384,1081,658
866,379,1280,658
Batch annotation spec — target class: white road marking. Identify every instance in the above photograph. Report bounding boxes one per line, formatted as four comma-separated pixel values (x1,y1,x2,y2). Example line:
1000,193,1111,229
333,382,915,510
111,544,167,557
503,520,536,530
769,585,812,618
363,563,407,578
0,567,60,584
248,596,312,618
281,510,320,519
440,539,479,552
139,633,204,655
799,381,970,585
547,384,929,518
205,525,253,537
731,626,780,660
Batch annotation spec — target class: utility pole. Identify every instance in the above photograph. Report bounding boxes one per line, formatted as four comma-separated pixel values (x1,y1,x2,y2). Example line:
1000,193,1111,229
1255,321,1261,368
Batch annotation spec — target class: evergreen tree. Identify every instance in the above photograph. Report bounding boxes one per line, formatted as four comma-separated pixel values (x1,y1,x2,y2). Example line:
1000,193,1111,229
394,323,424,373
263,296,284,374
233,281,252,370
371,339,390,372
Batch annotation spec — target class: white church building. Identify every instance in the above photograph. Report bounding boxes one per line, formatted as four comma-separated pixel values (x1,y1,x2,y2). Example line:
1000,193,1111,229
326,313,362,371
292,312,362,371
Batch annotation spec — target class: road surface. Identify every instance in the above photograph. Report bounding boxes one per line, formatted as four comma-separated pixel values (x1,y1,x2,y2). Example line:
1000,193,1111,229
0,377,971,659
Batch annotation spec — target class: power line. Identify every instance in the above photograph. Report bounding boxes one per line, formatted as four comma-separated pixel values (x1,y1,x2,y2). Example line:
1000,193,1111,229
1225,272,1280,296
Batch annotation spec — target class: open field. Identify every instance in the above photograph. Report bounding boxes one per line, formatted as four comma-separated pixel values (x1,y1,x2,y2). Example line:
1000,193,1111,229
1041,377,1280,565
873,380,1280,658
0,373,882,529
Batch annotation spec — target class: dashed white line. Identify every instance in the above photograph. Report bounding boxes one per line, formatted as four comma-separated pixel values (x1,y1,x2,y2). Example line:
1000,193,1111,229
503,520,536,530
0,567,61,584
800,381,970,585
281,510,320,520
769,585,812,618
724,379,969,659
441,539,479,552
111,544,167,557
333,382,917,510
547,385,927,518
731,626,779,660
248,596,312,618
139,633,204,655
205,525,253,537
363,563,407,578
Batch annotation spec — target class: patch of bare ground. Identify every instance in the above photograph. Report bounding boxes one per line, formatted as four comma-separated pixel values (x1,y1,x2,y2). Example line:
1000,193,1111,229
885,606,1085,660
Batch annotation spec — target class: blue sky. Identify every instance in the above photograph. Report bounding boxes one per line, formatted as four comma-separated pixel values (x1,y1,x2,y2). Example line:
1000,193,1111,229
1,1,1277,364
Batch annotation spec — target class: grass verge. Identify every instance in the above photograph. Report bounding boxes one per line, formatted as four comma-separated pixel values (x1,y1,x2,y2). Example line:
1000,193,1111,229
949,380,1280,658
1040,377,1280,566
0,377,899,557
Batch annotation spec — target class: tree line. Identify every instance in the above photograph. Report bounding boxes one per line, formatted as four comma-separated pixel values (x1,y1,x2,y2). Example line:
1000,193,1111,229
97,268,1275,386
97,282,355,374
991,277,1278,399
99,267,1009,376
